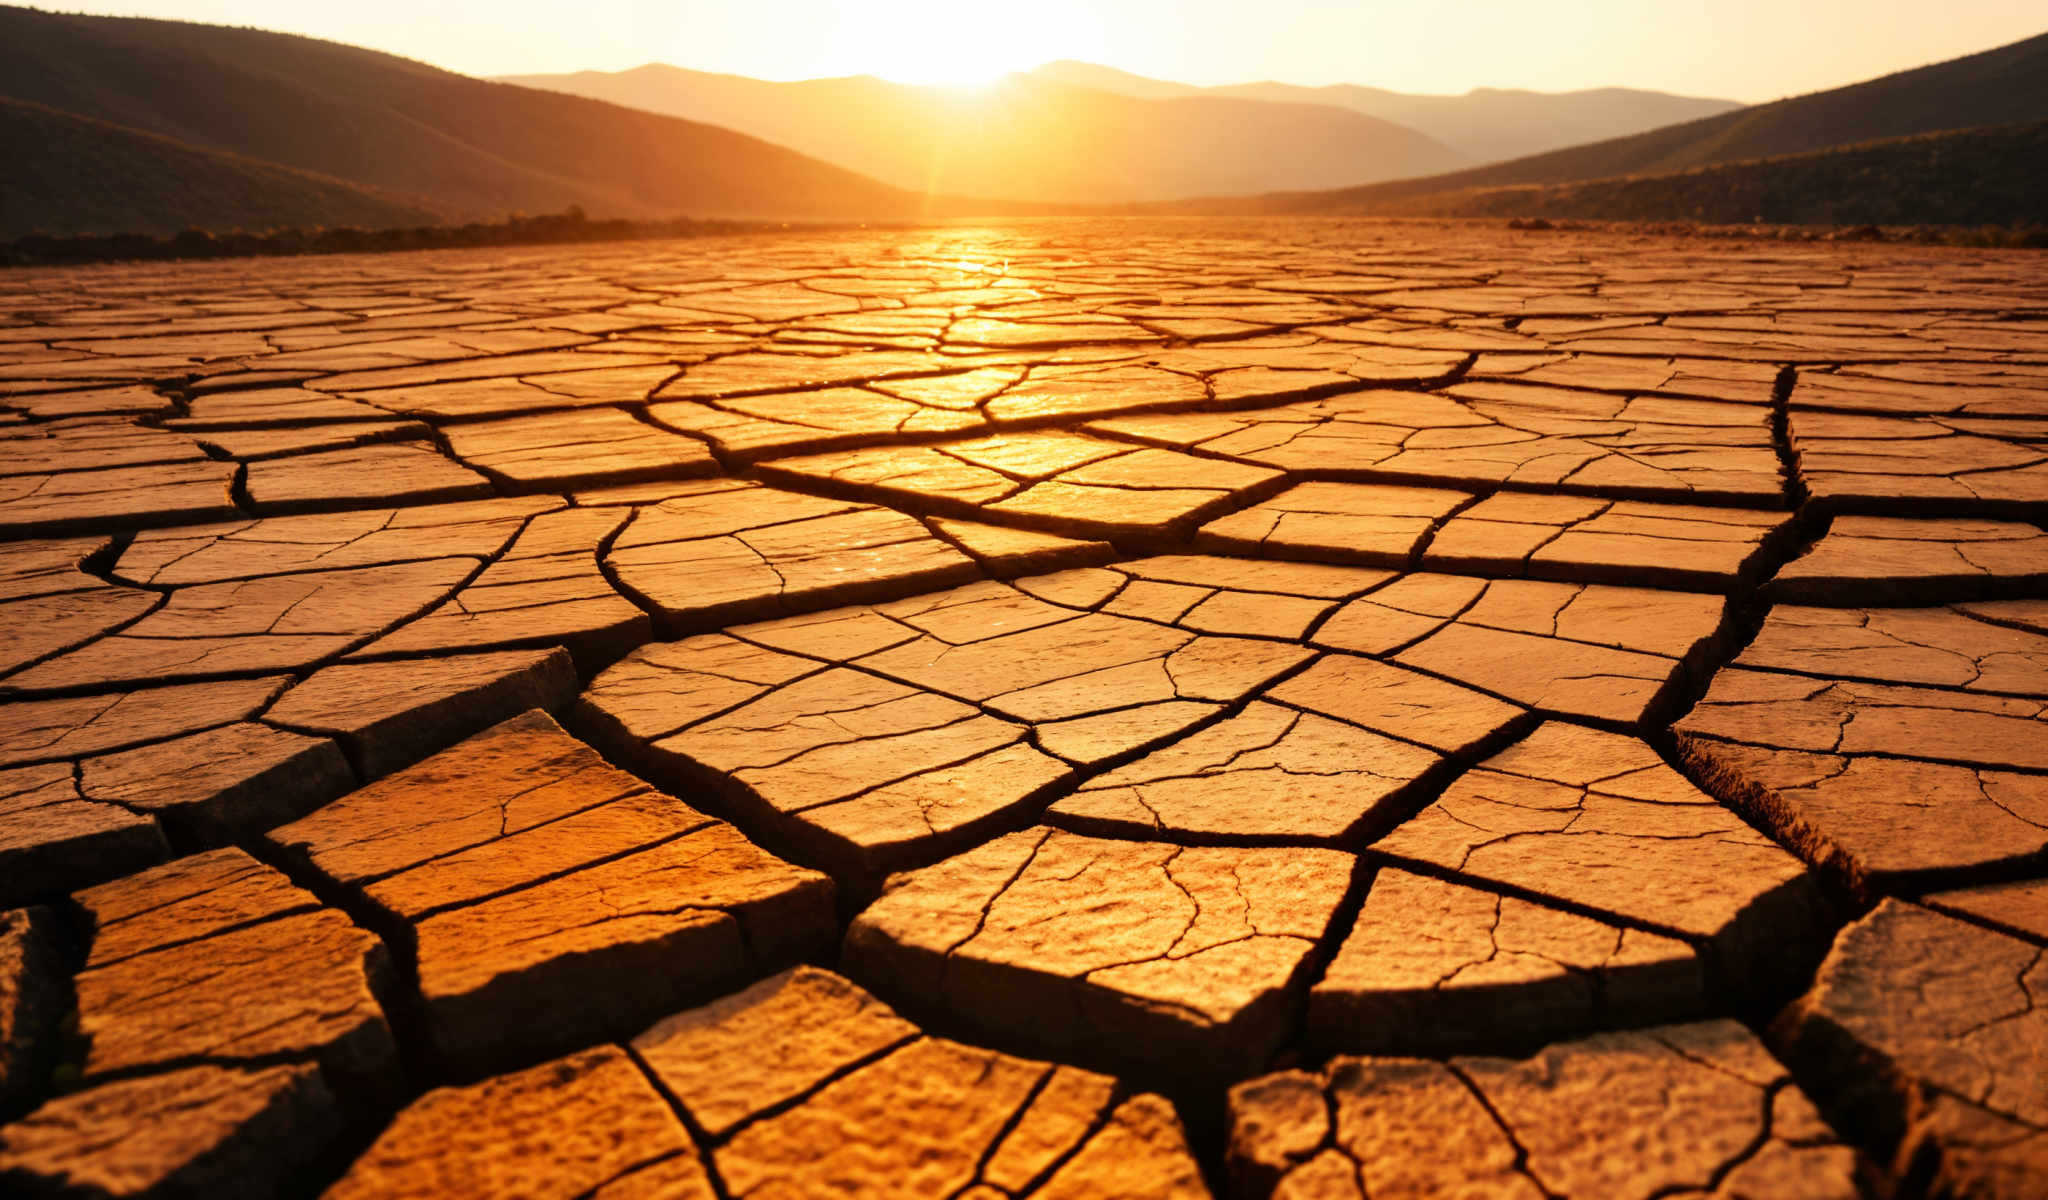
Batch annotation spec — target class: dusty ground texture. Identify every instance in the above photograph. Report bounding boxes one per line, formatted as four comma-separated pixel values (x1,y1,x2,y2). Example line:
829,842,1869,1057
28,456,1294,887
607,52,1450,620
0,218,2043,1197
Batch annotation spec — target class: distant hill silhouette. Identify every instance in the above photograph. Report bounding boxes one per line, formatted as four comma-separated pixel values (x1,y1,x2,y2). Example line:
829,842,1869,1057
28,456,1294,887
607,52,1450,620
1026,61,1744,165
1359,122,2048,228
495,65,1470,203
0,96,445,239
0,5,944,236
1185,29,2048,216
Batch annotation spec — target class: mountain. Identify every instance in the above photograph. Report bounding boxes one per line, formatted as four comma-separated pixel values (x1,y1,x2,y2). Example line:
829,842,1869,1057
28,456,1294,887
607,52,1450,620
0,5,939,236
1359,122,2048,228
1022,62,1200,102
495,65,1470,204
0,97,444,239
1027,61,1743,165
1190,28,2048,216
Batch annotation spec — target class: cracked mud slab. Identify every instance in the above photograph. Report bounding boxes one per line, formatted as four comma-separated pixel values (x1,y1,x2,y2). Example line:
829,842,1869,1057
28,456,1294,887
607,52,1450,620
74,721,353,846
1774,900,2048,1197
1194,481,1473,567
0,649,583,896
0,580,157,681
760,431,1287,543
1789,410,2048,514
0,762,168,906
4,557,475,693
647,968,1209,1199
333,966,1209,1199
1733,602,2048,694
1229,1019,1860,1199
1375,722,1827,998
843,826,1356,1086
0,418,210,479
1049,653,1525,844
603,478,980,632
579,629,1079,889
0,459,239,536
325,1046,715,1200
0,1063,341,1199
69,848,398,1087
1792,365,2048,420
1307,865,1705,1055
1678,668,2048,771
439,405,719,490
263,646,578,780
1677,659,2048,893
1012,553,1390,640
1313,572,1728,724
927,514,1115,577
346,506,650,672
1925,876,2048,943
1421,493,1793,590
576,580,1315,888
1766,516,2048,604
267,709,833,1073
243,441,495,511
113,496,560,585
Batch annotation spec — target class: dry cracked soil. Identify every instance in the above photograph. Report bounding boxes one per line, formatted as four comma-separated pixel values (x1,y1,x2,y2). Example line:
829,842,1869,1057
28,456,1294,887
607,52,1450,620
0,218,2044,1198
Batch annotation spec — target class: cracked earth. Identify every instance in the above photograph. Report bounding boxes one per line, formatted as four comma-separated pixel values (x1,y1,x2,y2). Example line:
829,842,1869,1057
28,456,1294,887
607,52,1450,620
0,219,2044,1197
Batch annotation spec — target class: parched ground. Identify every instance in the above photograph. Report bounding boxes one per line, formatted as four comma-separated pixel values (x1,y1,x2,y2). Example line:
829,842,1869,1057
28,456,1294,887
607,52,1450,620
0,218,2044,1198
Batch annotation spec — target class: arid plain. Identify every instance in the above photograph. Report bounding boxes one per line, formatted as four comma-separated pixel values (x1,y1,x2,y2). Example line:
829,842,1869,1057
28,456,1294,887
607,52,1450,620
0,218,2044,1198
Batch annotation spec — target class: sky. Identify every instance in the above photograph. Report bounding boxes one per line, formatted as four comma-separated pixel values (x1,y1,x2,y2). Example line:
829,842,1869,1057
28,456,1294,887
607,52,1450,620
62,1,2048,102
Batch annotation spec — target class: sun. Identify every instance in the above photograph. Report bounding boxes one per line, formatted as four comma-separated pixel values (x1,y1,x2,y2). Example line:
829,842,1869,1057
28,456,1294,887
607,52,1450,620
828,1,1097,86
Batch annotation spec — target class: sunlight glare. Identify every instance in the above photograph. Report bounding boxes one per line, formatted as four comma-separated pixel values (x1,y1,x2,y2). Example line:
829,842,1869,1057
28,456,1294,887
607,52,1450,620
790,1,1105,86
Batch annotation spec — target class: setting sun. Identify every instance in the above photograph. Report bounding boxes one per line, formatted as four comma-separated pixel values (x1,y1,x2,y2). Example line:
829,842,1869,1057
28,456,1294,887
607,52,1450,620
703,0,1106,85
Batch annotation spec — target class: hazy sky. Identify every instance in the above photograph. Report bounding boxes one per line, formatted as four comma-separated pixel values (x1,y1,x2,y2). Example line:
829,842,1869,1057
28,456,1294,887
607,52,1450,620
67,1,2048,101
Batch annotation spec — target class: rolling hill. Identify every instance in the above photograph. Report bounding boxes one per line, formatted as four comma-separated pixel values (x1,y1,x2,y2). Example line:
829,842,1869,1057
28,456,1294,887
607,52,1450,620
0,96,445,239
495,65,1470,204
1190,27,2048,216
0,5,942,236
1028,61,1744,165
1361,122,2048,228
